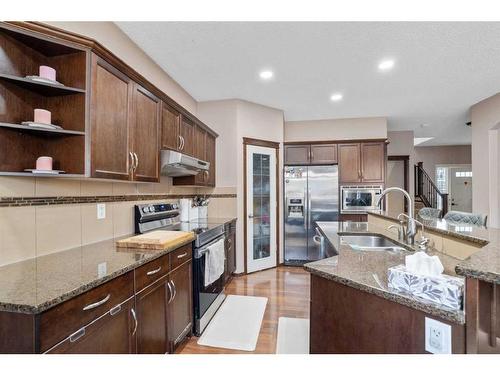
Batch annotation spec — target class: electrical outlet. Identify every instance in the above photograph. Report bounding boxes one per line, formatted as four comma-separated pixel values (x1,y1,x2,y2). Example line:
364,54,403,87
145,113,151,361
97,203,106,220
425,317,451,354
97,262,107,278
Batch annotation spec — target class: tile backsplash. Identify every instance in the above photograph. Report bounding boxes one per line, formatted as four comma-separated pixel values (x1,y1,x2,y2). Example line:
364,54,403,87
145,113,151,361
0,176,237,266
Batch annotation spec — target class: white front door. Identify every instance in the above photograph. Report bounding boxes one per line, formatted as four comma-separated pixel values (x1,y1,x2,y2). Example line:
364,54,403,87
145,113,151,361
449,167,473,212
246,145,277,273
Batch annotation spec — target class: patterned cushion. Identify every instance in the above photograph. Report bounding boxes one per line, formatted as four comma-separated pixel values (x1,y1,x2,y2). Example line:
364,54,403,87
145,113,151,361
443,210,487,227
418,207,442,220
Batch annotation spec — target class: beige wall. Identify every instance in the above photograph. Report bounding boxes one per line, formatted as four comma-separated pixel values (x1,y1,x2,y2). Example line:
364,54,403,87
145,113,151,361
387,131,472,198
284,117,387,142
197,100,238,188
414,145,472,182
470,93,500,227
197,99,284,272
45,22,197,114
387,130,416,197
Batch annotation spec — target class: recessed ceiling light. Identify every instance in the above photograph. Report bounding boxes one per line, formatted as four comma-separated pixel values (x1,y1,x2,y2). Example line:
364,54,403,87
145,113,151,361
330,93,343,102
420,123,430,128
378,59,395,71
259,70,274,80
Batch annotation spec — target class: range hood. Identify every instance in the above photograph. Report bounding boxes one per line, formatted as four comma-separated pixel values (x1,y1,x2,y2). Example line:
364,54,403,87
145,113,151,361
160,150,210,177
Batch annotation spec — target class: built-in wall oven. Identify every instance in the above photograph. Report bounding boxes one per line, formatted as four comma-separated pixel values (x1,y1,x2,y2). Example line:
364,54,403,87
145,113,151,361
340,185,383,213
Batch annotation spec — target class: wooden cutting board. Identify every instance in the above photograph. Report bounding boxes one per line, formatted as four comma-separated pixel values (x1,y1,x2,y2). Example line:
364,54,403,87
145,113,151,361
116,230,195,250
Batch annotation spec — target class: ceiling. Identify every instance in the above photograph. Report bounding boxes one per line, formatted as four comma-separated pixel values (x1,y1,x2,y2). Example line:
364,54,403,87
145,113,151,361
116,22,500,145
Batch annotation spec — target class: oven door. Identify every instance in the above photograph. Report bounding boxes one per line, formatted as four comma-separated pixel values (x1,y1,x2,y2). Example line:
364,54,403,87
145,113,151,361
342,189,376,212
192,235,226,335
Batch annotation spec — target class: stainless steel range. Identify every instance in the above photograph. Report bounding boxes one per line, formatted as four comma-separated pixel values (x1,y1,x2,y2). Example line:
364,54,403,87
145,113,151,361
134,202,226,336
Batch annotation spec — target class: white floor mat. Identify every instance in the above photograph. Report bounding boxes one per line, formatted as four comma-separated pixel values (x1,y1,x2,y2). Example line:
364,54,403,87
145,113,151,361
197,294,268,351
276,317,310,354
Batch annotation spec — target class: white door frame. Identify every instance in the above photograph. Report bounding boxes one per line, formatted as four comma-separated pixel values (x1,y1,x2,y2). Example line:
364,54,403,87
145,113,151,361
243,138,279,274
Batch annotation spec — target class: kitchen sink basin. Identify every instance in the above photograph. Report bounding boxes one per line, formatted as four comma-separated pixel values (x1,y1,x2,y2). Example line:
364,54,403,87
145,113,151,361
339,235,406,252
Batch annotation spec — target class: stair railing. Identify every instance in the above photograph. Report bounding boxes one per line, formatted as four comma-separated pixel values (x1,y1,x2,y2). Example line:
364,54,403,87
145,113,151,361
414,162,449,216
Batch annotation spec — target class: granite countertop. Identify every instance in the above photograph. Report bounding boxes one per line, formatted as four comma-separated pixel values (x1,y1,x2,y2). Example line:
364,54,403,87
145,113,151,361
0,233,195,315
304,221,466,324
369,212,500,285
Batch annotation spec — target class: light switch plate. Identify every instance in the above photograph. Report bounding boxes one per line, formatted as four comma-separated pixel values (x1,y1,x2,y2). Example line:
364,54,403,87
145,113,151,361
97,203,106,219
425,317,451,354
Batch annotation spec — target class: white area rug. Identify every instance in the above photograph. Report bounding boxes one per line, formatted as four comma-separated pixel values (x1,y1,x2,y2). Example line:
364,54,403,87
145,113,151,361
197,294,268,351
276,317,310,354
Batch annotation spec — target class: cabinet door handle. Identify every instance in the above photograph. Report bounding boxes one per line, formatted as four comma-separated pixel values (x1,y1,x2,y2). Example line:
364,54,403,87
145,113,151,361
82,293,110,311
131,308,138,336
146,266,161,276
310,149,314,161
69,327,85,343
178,135,182,150
204,170,209,182
133,152,139,170
129,152,134,172
171,280,177,301
109,304,122,316
181,136,185,151
167,281,174,304
177,252,188,259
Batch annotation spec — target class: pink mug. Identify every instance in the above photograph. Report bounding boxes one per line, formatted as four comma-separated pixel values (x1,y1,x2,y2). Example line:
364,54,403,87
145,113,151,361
34,109,51,125
36,156,53,171
39,66,56,81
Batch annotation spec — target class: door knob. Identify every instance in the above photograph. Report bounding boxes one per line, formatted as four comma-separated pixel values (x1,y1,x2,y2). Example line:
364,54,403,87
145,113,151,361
248,214,254,219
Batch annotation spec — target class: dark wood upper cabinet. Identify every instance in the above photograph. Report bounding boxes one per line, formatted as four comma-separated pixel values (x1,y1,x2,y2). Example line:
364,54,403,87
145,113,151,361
90,55,132,180
338,143,362,184
285,144,338,165
311,144,337,164
360,142,385,183
135,275,169,354
0,22,218,181
45,298,137,354
339,142,386,184
130,84,160,182
180,116,195,157
167,259,193,352
193,125,207,161
285,145,310,165
205,133,216,186
161,101,181,151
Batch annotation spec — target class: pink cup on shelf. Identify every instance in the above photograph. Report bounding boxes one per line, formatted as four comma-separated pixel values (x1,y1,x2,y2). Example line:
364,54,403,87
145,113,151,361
39,65,56,81
34,109,51,124
36,156,53,171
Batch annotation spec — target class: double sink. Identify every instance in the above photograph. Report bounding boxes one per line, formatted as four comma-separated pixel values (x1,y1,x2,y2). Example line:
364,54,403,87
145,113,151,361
339,234,406,252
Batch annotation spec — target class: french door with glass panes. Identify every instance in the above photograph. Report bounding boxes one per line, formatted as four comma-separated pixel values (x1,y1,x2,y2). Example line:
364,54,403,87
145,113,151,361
246,145,277,273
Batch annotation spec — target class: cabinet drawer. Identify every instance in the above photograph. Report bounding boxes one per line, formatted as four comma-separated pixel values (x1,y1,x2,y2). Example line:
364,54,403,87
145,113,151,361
135,254,169,292
169,244,192,271
39,271,134,353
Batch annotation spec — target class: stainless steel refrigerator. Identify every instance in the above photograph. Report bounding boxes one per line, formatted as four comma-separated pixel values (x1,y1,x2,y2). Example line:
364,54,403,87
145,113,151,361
284,165,339,264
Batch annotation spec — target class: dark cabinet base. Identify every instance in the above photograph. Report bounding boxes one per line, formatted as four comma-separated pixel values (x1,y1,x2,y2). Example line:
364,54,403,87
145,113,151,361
310,274,465,354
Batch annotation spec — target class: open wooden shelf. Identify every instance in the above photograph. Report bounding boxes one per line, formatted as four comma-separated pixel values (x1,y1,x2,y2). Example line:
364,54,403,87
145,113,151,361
0,171,86,178
0,122,85,136
0,73,85,96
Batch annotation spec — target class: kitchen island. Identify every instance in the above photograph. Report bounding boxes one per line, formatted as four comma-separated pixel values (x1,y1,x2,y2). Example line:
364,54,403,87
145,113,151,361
305,220,466,353
304,212,500,354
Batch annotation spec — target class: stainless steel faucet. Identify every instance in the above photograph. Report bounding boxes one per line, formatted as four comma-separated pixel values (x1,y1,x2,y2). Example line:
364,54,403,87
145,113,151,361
376,187,417,245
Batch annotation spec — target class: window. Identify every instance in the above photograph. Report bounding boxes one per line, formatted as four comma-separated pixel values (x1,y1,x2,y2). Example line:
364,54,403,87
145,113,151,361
436,167,448,193
455,171,472,177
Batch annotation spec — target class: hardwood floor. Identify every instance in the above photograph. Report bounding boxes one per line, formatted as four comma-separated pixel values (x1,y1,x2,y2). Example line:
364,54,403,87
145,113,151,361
176,266,310,354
